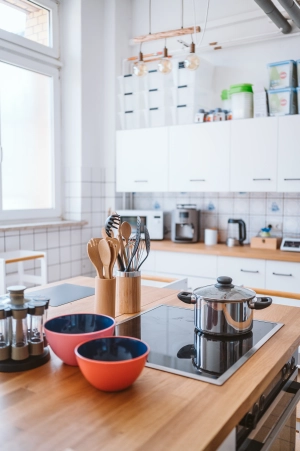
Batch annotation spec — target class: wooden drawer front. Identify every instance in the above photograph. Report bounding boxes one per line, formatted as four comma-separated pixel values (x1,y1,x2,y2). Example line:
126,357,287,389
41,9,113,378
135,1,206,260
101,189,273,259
155,251,217,279
217,257,266,289
266,261,300,293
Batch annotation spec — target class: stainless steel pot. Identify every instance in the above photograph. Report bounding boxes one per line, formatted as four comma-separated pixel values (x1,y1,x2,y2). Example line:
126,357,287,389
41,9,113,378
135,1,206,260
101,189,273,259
177,276,272,336
177,329,253,375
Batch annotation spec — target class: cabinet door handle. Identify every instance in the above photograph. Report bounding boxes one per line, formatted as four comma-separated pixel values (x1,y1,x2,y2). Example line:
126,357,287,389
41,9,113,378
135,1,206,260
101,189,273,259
134,180,148,183
190,179,206,182
240,269,259,273
253,178,271,181
284,178,300,181
272,272,293,277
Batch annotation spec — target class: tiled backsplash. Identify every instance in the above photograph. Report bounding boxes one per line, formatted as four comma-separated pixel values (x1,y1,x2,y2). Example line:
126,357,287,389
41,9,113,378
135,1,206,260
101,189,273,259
124,191,300,243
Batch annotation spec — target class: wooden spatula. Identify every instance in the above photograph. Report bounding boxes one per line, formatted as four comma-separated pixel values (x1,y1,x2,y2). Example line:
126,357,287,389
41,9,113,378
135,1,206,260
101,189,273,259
87,238,103,278
98,239,113,279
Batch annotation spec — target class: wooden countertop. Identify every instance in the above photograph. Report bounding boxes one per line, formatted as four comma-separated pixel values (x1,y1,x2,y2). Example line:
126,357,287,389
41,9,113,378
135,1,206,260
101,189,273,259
151,240,300,262
1,276,300,451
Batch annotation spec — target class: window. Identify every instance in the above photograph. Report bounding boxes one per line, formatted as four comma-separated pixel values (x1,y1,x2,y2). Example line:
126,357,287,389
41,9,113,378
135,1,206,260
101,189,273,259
0,0,61,221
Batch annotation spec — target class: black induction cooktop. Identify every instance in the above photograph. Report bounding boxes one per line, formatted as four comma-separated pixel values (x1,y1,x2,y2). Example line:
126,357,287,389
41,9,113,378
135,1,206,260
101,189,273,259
115,305,283,385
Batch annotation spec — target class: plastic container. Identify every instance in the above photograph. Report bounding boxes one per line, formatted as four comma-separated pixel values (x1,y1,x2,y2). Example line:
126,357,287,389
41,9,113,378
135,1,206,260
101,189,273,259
172,57,214,91
118,91,147,112
205,110,214,122
297,87,300,114
213,108,226,121
176,105,197,125
221,89,231,111
194,109,207,123
147,69,173,91
268,88,297,116
118,110,148,130
297,60,300,87
148,107,176,127
117,74,147,94
267,60,297,90
147,88,175,109
229,84,253,119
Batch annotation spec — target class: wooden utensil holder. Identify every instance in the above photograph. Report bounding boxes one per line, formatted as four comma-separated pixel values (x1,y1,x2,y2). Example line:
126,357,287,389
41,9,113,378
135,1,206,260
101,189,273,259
94,276,116,318
117,271,141,314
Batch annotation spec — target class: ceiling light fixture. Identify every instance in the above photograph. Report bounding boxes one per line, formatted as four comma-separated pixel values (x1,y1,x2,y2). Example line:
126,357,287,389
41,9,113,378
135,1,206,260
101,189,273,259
157,39,172,74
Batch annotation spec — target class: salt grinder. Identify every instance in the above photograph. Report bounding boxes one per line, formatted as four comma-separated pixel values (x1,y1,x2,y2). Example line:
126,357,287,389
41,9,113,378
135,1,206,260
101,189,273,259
28,302,45,356
0,306,11,361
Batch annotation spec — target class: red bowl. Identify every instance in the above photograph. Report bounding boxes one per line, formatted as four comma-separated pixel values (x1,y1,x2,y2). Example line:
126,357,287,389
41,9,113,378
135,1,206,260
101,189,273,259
44,313,115,366
75,336,150,391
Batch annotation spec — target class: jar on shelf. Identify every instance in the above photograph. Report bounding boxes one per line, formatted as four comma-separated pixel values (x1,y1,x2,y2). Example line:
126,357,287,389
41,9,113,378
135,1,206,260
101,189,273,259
229,84,253,120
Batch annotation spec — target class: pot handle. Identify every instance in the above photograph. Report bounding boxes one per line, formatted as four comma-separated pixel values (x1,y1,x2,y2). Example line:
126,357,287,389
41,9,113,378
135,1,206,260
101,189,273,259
249,297,272,310
177,292,197,305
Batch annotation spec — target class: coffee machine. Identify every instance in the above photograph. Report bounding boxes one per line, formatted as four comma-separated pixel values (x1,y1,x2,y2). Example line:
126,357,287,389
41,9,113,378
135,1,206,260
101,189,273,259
171,204,199,243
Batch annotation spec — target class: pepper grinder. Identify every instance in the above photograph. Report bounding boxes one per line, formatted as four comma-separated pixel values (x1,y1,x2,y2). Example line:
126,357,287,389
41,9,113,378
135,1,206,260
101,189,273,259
0,306,11,361
28,302,45,356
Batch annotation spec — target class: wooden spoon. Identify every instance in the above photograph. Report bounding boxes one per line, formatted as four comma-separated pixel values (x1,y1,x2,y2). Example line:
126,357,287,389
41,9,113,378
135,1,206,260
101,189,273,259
87,238,103,278
98,239,113,279
121,221,131,246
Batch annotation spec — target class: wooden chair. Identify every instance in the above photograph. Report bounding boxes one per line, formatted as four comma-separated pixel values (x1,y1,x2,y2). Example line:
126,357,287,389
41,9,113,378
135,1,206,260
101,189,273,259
0,250,48,295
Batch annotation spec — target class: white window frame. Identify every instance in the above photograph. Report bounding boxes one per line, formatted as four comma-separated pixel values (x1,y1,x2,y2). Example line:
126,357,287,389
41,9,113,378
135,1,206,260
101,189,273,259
0,33,61,221
0,0,60,59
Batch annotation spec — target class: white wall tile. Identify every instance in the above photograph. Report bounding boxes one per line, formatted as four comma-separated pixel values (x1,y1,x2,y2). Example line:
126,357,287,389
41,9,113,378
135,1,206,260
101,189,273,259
266,198,283,216
92,182,102,197
60,262,71,280
71,229,82,245
60,229,71,247
71,244,81,260
218,198,233,214
5,235,20,252
20,233,34,250
92,167,102,182
69,182,81,197
82,198,92,213
81,167,92,182
71,260,82,277
69,198,81,213
284,199,300,216
48,248,60,265
60,246,71,264
92,197,102,212
283,216,300,234
82,182,92,197
82,227,92,244
47,232,59,249
250,198,266,215
0,237,4,252
34,232,47,251
234,198,250,215
48,265,60,283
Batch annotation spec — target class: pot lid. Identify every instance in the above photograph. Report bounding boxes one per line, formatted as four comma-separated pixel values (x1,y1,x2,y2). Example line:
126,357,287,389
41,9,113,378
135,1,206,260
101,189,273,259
194,276,256,302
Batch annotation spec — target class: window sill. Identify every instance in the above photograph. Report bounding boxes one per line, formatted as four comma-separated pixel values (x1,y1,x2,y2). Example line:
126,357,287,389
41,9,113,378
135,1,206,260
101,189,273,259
0,220,88,232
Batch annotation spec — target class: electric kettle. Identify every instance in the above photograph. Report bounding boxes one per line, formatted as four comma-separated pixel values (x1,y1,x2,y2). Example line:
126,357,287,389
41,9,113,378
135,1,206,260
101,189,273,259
226,219,246,247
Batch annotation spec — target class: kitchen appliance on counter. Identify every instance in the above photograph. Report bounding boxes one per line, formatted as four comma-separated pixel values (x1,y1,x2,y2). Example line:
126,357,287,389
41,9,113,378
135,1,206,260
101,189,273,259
226,218,246,247
280,237,300,252
118,210,163,240
116,304,282,385
171,204,199,243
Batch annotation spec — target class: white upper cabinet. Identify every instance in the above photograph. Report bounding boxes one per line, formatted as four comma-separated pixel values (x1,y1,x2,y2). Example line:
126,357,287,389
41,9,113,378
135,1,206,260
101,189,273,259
169,122,230,192
116,128,169,192
277,116,300,192
230,117,278,192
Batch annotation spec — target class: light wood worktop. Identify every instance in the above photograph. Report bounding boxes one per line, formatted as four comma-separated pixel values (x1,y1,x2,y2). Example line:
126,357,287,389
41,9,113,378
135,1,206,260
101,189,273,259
151,240,300,262
1,276,300,451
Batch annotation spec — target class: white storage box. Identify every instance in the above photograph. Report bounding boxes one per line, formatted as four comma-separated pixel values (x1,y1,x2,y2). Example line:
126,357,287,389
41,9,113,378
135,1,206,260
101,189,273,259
267,60,297,90
118,110,148,130
297,60,300,87
268,88,297,116
147,70,173,91
118,91,147,112
253,84,268,118
172,57,214,92
147,88,175,109
148,107,176,127
117,74,147,94
176,105,197,125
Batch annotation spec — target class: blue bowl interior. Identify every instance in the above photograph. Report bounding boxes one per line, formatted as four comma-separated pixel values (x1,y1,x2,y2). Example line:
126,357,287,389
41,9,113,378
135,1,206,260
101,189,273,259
45,314,114,334
77,337,148,362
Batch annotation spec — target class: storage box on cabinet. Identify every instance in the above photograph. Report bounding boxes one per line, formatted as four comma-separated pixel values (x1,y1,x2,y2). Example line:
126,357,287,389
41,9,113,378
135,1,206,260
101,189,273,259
155,251,217,279
265,261,300,293
218,257,266,289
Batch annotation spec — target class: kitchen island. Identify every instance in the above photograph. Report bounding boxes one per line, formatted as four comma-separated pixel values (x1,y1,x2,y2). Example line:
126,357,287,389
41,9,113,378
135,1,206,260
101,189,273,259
1,276,300,451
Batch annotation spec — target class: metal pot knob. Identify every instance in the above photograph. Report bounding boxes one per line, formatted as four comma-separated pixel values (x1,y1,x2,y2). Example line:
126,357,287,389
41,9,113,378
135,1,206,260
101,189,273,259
215,276,234,288
177,292,197,304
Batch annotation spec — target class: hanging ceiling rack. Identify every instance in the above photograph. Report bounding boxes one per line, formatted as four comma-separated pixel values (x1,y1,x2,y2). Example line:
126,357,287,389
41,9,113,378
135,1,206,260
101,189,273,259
133,26,200,44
